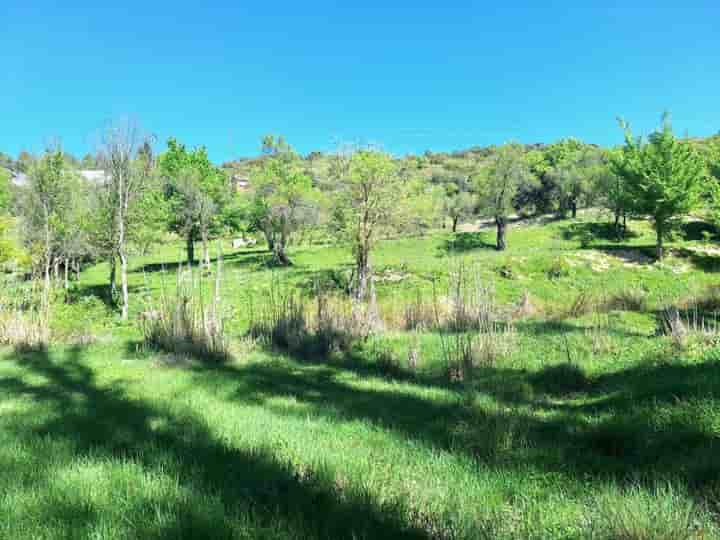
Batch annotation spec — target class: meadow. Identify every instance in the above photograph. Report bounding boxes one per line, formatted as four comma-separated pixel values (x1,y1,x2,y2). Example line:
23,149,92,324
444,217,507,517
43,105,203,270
3,213,720,539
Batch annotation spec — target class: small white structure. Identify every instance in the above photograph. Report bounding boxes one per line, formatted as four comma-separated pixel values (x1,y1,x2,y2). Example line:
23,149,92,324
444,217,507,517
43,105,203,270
232,237,257,249
79,170,110,184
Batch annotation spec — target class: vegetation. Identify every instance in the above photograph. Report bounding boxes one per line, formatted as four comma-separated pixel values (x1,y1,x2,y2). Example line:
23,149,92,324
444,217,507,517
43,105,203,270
3,113,720,538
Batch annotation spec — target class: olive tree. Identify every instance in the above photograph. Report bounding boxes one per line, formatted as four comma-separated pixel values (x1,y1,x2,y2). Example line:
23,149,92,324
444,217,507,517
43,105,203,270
476,143,534,251
249,136,318,266
331,149,402,299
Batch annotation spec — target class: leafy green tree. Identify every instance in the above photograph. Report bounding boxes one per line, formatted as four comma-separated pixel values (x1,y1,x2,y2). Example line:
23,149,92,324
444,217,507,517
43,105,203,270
249,136,318,266
158,138,229,266
476,143,534,250
612,113,707,259
331,149,401,299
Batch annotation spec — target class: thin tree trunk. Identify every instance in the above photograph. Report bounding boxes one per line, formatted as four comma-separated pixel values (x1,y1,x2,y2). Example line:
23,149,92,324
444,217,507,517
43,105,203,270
496,216,507,251
614,211,621,240
64,259,69,290
571,200,577,219
201,229,210,269
452,216,459,233
186,233,195,265
119,212,129,319
656,225,664,260
109,256,117,304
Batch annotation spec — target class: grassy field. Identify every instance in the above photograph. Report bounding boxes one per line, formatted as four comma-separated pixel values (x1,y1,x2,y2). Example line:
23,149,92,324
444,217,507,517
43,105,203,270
3,213,720,538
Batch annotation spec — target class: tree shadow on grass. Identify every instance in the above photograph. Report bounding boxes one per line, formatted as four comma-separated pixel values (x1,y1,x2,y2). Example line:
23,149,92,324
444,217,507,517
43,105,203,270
133,248,273,274
193,349,720,499
437,232,496,255
559,222,639,243
0,346,432,539
680,220,718,242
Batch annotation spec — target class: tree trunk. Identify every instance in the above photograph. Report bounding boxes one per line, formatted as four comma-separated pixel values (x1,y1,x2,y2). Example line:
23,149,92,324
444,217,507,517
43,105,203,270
119,211,129,320
201,229,210,270
119,248,129,320
109,256,117,304
614,211,621,241
571,200,577,219
64,259,69,290
186,233,195,265
355,248,371,301
452,216,459,233
496,216,507,251
622,213,627,238
656,225,664,260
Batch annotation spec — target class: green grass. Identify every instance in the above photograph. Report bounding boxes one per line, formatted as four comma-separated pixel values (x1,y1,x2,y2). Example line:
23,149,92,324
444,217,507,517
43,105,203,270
3,214,720,538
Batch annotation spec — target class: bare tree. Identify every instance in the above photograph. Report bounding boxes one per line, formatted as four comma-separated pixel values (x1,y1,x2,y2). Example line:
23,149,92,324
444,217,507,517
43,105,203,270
98,119,153,319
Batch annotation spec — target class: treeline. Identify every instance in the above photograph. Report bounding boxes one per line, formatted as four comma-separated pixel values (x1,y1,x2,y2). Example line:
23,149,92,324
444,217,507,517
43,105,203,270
1,114,719,323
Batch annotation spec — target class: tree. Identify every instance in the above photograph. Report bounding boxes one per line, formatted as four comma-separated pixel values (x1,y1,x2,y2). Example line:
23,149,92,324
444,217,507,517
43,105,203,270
443,181,475,233
476,143,534,251
22,149,75,323
331,149,401,299
97,120,154,319
548,145,602,218
612,113,707,259
595,149,631,239
158,138,228,267
249,136,317,266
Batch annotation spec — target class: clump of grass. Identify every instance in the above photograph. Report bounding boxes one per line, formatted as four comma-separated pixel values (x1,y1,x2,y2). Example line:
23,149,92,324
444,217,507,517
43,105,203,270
589,483,715,540
566,288,597,318
141,257,229,363
602,287,648,312
433,261,515,381
0,280,48,352
401,289,436,331
249,276,377,358
657,302,720,349
546,256,571,280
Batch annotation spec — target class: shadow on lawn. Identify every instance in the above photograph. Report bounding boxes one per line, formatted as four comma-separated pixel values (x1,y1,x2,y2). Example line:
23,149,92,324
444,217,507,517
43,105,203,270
0,346,431,539
4,344,720,536
193,349,720,497
438,232,496,254
559,222,639,243
132,248,273,274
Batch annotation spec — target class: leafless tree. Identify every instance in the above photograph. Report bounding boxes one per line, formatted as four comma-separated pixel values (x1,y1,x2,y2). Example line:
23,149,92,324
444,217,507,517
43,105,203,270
98,119,153,320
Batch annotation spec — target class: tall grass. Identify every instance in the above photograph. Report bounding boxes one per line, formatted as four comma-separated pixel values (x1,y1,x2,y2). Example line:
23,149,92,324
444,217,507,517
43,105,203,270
0,278,48,351
140,254,229,362
432,261,515,381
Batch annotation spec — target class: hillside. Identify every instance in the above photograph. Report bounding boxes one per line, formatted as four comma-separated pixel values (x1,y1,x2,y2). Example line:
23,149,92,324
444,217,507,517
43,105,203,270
3,214,720,539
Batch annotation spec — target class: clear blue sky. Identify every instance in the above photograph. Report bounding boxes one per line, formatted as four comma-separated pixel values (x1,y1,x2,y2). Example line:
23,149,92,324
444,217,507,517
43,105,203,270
2,1,719,163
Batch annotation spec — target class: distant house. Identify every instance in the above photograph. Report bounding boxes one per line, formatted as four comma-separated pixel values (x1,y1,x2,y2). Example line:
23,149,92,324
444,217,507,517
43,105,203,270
232,174,250,192
79,170,109,184
9,170,28,187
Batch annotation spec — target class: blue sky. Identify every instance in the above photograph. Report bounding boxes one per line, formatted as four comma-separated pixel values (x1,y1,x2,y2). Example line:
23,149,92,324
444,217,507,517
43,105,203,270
1,1,718,163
